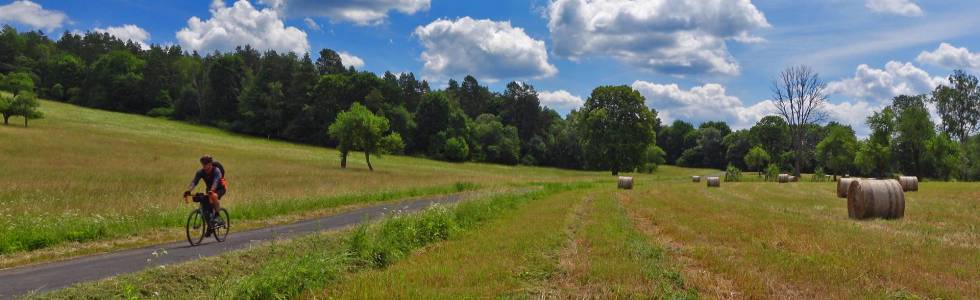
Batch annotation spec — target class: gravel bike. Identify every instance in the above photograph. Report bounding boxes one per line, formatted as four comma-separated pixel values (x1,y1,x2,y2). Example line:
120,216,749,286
184,192,230,246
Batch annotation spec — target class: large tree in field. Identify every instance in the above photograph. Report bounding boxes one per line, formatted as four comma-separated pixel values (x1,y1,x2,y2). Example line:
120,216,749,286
328,102,401,171
891,95,935,177
578,85,657,175
771,65,828,176
931,70,980,142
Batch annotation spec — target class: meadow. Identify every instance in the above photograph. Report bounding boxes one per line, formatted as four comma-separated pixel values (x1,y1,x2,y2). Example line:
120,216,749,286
0,100,604,267
5,99,978,299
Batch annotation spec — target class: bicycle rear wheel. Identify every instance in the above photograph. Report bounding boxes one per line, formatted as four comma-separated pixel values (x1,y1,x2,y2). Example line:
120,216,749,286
186,209,206,246
213,208,230,242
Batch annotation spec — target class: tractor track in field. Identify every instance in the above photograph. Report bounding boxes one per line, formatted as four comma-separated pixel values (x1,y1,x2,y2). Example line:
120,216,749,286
0,192,479,299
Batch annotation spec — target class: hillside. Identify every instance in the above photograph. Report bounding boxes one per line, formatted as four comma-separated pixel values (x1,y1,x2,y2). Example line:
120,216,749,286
0,100,608,266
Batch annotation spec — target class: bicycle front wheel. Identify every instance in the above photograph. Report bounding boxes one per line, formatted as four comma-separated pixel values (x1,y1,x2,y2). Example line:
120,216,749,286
186,209,206,246
213,208,230,242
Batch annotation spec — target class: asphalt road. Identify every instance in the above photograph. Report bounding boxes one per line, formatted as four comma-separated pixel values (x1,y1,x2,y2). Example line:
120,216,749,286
0,193,468,299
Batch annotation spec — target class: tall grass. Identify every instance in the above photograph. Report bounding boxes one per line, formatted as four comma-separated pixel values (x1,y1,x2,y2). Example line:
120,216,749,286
229,182,591,300
0,182,479,254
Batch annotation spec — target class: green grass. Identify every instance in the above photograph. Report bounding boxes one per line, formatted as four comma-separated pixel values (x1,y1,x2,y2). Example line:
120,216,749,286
0,100,604,265
35,182,593,299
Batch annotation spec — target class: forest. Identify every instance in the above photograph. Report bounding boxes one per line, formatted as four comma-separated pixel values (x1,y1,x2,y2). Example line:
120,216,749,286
2,25,979,180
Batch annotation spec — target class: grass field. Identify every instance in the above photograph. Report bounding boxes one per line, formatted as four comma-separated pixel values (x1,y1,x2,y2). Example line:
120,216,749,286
6,99,978,299
0,100,607,267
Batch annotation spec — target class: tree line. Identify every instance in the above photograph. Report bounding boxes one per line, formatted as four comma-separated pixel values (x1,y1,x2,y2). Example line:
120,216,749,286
2,25,979,180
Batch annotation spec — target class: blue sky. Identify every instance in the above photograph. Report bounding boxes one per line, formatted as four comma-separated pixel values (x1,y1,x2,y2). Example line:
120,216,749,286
3,0,980,135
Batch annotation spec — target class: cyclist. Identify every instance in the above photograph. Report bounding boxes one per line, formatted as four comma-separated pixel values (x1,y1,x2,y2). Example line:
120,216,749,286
184,155,227,225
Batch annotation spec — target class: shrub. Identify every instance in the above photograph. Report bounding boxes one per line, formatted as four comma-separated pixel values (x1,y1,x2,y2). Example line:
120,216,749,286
725,164,742,182
764,163,780,182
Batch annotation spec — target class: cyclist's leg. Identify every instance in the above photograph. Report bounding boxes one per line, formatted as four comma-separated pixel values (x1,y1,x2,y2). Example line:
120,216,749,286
213,188,226,221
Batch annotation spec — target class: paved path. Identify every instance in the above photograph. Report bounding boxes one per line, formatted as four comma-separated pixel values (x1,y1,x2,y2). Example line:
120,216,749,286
0,193,469,299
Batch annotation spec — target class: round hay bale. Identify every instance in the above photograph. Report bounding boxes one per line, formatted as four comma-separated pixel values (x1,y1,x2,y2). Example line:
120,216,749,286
898,176,919,192
778,174,790,183
706,176,721,187
618,176,634,190
790,176,799,182
846,179,905,220
692,176,701,183
837,178,858,198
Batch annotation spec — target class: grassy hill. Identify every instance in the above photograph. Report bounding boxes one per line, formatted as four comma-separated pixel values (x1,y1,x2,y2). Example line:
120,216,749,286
0,100,618,265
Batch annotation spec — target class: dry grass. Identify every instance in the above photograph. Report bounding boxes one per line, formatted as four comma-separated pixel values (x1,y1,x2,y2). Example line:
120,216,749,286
0,100,602,264
620,180,980,299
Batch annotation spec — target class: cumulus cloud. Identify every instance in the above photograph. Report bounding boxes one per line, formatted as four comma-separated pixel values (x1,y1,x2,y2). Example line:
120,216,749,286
259,0,429,25
95,24,151,50
0,0,68,32
338,51,364,69
916,43,980,71
866,0,923,17
826,61,943,104
177,0,309,54
539,90,584,114
414,17,558,82
631,81,777,128
547,0,770,75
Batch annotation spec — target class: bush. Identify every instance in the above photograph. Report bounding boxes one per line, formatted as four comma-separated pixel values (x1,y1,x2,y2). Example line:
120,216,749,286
811,167,827,182
146,106,174,118
380,132,405,154
441,136,469,162
724,164,742,182
764,163,780,182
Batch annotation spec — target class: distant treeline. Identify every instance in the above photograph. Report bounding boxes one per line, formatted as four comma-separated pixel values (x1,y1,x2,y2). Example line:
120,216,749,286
1,25,979,180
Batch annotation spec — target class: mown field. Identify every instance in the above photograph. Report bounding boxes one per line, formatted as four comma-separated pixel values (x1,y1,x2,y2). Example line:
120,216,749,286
0,100,607,267
34,175,978,299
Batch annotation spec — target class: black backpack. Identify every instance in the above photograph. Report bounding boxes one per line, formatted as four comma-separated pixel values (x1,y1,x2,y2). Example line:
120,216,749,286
213,161,226,179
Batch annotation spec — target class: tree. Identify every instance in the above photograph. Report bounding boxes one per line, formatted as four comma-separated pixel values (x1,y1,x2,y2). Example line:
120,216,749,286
500,81,543,147
892,95,934,177
578,85,657,175
1,71,34,95
458,75,491,118
637,144,666,173
698,127,726,168
855,140,890,177
815,123,857,178
316,49,346,75
723,129,753,169
0,93,12,124
413,91,468,157
931,70,980,142
772,65,828,176
2,92,42,126
924,134,960,180
744,146,771,175
327,102,396,171
658,120,696,164
750,116,790,159
470,114,520,165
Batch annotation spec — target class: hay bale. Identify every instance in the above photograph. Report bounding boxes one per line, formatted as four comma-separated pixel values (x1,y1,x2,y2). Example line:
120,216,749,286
837,178,858,198
706,176,721,187
898,176,919,192
618,176,634,190
778,174,790,183
790,176,799,182
846,179,905,220
692,175,701,182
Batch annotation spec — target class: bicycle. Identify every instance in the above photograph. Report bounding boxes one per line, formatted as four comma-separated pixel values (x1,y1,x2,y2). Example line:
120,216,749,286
184,192,230,246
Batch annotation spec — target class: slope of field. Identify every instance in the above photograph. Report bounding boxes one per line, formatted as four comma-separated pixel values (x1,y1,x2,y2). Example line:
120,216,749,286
0,100,603,266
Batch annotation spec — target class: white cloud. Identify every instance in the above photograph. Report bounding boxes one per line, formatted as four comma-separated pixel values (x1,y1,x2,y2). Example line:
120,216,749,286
866,0,923,17
95,24,151,50
631,81,777,129
538,90,584,114
414,17,558,82
338,51,364,69
0,0,68,32
547,0,770,75
177,0,309,54
916,43,980,71
826,61,943,104
259,0,429,26
303,17,321,31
